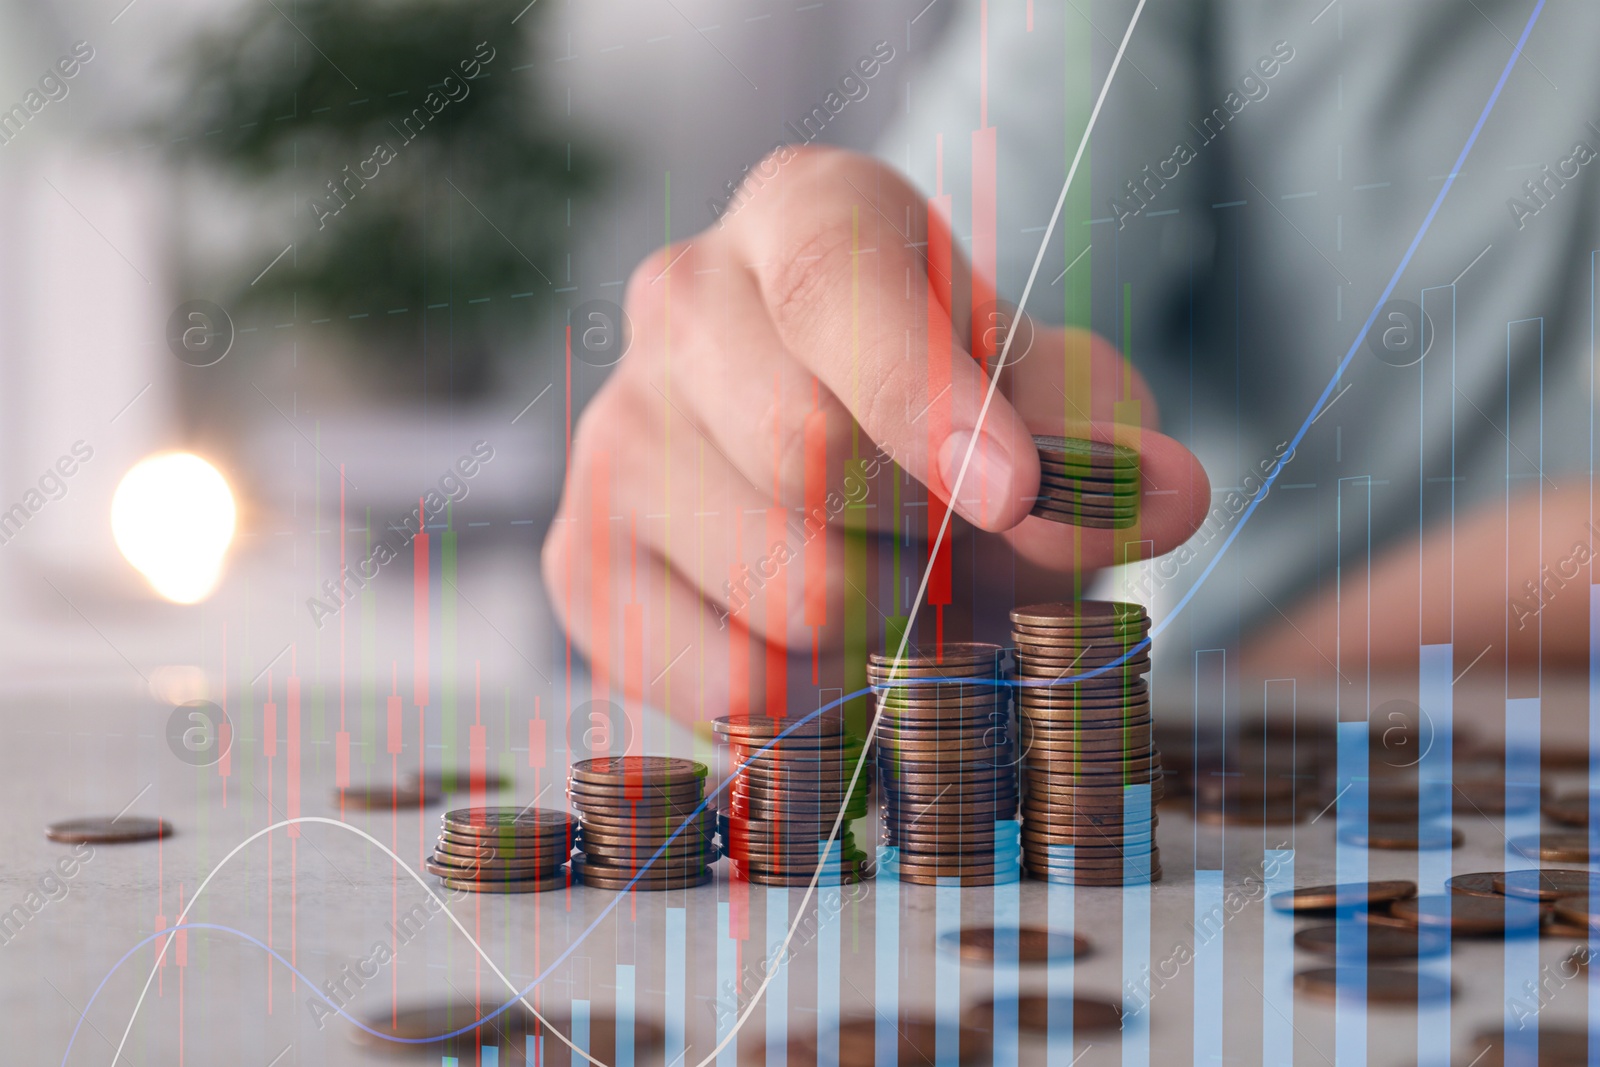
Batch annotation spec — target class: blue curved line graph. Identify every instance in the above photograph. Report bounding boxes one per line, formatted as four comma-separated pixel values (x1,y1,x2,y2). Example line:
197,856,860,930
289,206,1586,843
1148,0,1550,641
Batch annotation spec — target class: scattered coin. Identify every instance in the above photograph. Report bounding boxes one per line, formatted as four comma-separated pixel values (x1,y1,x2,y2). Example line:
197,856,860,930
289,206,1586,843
1468,1025,1591,1067
407,768,512,796
1513,832,1599,864
1390,894,1544,935
1497,869,1600,901
963,994,1124,1035
1270,880,1418,913
946,925,1090,965
1549,895,1600,932
1293,922,1449,960
1544,913,1594,939
45,816,171,845
1542,794,1590,828
1293,966,1450,1005
340,785,429,810
1338,821,1462,850
351,1002,663,1062
822,1016,987,1067
1444,872,1505,898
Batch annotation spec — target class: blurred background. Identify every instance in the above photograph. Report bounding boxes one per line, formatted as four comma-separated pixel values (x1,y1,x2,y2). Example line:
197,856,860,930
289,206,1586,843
0,0,944,706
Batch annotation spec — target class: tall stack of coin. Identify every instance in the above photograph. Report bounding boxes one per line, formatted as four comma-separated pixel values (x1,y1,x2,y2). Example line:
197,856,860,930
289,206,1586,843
567,756,717,891
426,807,576,893
868,642,1021,886
1010,602,1161,885
1028,435,1139,530
716,712,872,885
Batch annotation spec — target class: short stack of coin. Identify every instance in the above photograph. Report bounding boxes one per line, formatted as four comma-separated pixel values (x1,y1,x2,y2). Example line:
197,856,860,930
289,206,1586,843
1011,601,1161,885
716,712,873,885
868,642,1022,886
1029,435,1139,530
426,807,576,893
567,756,717,891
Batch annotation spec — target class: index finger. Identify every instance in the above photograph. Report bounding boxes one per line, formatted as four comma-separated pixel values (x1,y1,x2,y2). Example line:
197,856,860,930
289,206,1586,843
724,147,1040,532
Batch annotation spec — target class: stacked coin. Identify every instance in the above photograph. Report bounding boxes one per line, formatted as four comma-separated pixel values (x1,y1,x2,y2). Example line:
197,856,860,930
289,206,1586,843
426,807,576,893
716,712,873,885
868,642,1021,886
567,756,717,890
1011,601,1161,885
1029,435,1139,530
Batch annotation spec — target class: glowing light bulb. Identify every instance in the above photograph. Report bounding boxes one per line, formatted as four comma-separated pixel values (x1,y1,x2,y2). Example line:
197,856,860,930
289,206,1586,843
111,453,236,604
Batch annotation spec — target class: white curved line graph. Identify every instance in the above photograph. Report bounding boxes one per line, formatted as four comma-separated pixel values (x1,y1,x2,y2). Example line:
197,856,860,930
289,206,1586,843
105,816,607,1067
695,3,1152,1065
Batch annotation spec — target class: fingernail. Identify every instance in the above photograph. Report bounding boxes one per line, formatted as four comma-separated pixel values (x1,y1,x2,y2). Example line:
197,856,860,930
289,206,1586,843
938,430,1014,527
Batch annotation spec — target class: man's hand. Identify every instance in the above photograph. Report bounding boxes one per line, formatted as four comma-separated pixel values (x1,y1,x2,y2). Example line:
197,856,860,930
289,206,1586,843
543,147,1210,718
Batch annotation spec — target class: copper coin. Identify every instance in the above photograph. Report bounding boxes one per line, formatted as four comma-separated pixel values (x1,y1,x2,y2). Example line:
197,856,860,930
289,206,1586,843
1267,883,1420,915
1513,832,1599,864
1293,966,1450,1004
729,865,868,887
737,857,869,878
1468,1025,1590,1067
873,739,1012,760
408,768,512,795
428,847,562,870
569,756,708,786
1391,893,1543,934
966,994,1122,1035
1293,922,1449,960
884,780,1018,799
1025,848,1158,870
424,857,563,880
867,642,1005,667
576,808,712,830
821,1016,985,1067
567,782,704,805
1497,868,1600,901
1011,598,1145,625
436,838,570,863
439,871,571,894
1549,896,1600,931
1339,821,1461,850
864,663,1001,683
1545,913,1595,939
876,777,1011,793
713,713,844,739
950,926,1088,965
442,807,576,837
351,1003,662,1062
45,816,171,845
890,857,1022,878
1542,795,1590,827
892,868,1022,887
571,858,710,890
887,823,1020,843
341,785,430,810
1027,866,1162,886
1444,872,1504,898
